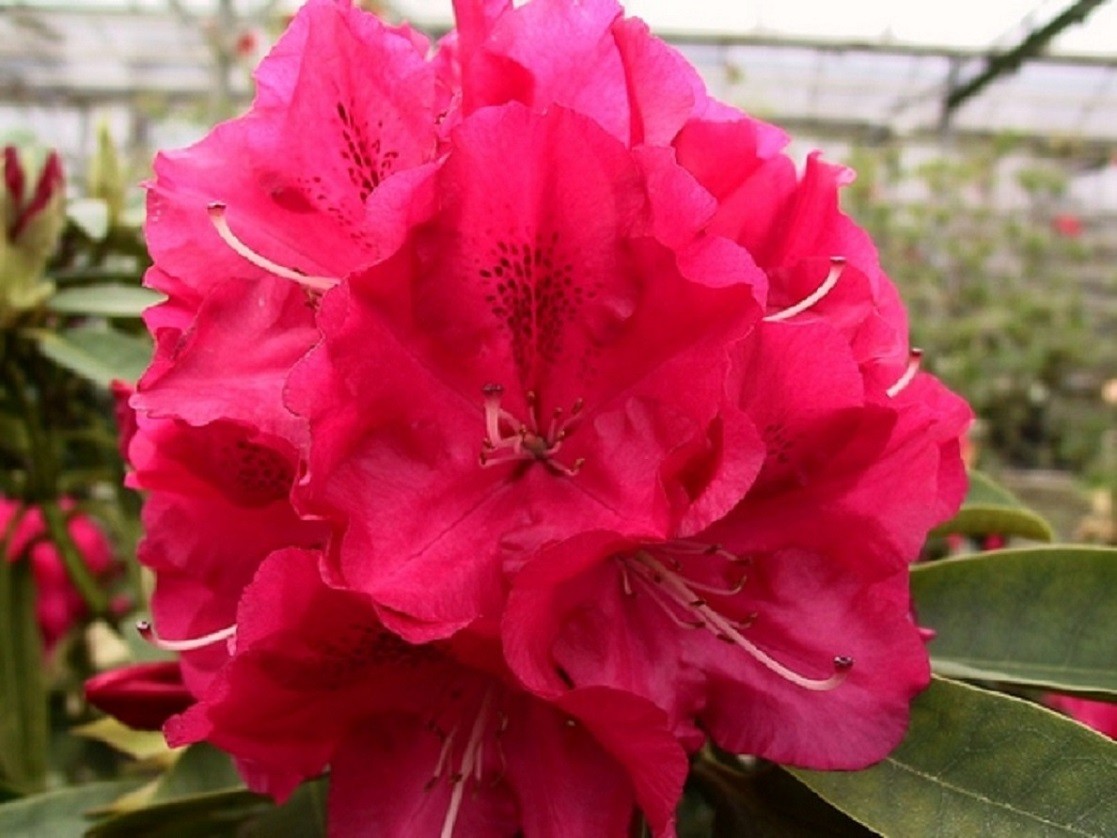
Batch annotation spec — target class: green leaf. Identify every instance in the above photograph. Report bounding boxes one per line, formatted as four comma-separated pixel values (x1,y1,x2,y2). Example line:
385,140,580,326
0,551,49,792
688,755,874,837
151,744,244,803
87,745,255,837
71,718,171,763
932,470,1054,542
791,678,1117,837
0,780,143,837
27,325,151,388
913,546,1117,697
240,778,327,838
46,284,162,318
86,788,270,838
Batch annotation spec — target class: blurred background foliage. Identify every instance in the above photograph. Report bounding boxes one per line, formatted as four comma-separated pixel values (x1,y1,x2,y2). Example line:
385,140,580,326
843,138,1117,476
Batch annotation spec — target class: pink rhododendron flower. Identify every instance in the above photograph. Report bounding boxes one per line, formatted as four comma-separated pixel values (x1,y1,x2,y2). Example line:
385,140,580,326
1,497,116,649
114,0,973,833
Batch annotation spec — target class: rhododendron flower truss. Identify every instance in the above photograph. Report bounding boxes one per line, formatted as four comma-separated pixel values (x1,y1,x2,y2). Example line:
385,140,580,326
290,102,768,637
119,0,976,830
167,549,687,837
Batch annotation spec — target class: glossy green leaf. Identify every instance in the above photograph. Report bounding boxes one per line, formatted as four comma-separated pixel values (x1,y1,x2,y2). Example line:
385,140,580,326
932,470,1054,542
0,780,143,837
0,553,49,792
88,744,254,837
86,788,270,838
913,546,1117,697
689,755,874,837
89,774,328,838
71,718,171,763
240,778,328,838
151,744,244,803
791,678,1117,836
28,325,151,388
46,284,162,318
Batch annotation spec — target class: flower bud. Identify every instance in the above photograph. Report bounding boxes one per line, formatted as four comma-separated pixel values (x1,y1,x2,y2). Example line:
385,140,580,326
87,123,125,228
1,145,64,321
85,662,194,731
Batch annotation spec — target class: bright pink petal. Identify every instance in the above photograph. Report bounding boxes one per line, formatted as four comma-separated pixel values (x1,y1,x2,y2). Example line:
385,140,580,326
132,277,317,442
696,553,930,769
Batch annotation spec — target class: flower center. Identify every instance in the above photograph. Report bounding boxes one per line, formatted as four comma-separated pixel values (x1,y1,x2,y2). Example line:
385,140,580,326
478,384,586,477
619,544,853,692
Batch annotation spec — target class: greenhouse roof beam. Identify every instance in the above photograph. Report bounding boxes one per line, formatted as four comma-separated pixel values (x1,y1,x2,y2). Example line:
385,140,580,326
943,0,1109,117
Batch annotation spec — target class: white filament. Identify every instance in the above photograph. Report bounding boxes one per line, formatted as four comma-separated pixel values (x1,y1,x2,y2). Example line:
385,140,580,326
207,202,338,292
764,257,846,323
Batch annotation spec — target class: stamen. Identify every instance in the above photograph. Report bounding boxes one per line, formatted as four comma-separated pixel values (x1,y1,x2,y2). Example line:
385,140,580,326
477,385,585,476
886,348,923,398
136,619,236,653
628,554,851,692
682,574,748,596
440,690,494,838
207,202,338,292
764,257,846,322
426,727,457,790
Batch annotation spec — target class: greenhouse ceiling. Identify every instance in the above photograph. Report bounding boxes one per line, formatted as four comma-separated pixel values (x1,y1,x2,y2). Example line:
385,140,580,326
2,0,1117,149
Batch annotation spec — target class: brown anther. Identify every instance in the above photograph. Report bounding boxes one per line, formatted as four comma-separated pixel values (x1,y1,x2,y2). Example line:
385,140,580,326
482,383,504,397
833,655,854,671
690,598,708,608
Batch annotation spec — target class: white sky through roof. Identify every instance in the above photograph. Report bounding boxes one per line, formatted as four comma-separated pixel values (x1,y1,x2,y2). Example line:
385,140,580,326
13,0,1117,53
386,0,1117,53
